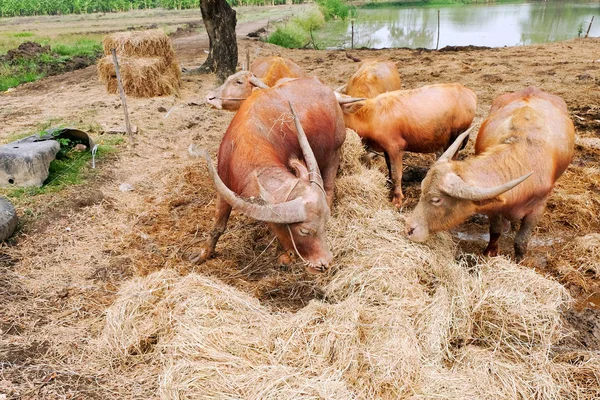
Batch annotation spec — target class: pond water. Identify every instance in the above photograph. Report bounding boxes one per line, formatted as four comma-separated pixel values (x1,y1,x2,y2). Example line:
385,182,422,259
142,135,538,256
320,0,600,49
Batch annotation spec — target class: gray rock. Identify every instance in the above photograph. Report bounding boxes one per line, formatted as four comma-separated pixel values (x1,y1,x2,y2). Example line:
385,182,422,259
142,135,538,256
0,140,60,187
0,197,17,241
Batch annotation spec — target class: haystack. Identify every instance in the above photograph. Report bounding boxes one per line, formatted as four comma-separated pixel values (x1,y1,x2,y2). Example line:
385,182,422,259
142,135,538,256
99,130,600,399
98,30,180,98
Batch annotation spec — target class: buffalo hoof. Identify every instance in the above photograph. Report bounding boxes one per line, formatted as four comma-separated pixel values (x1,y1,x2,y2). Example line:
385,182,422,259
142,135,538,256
483,247,499,257
392,195,404,210
188,244,213,265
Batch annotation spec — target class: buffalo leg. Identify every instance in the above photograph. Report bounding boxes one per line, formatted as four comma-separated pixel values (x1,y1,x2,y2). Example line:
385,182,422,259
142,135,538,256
190,195,232,264
483,214,504,257
514,208,543,262
388,150,405,209
321,151,340,208
384,152,392,186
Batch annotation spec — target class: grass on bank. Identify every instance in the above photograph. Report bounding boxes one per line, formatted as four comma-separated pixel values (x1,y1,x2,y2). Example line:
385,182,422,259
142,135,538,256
0,37,102,91
268,7,332,49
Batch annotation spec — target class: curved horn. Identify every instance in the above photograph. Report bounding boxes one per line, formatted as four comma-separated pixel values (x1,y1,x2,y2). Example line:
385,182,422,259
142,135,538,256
436,125,475,164
334,91,366,104
189,145,307,224
288,101,322,188
249,75,269,89
334,84,347,93
440,171,534,201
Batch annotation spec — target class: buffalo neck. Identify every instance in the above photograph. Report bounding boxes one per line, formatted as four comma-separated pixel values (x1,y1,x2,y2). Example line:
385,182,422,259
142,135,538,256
452,142,534,213
253,166,308,204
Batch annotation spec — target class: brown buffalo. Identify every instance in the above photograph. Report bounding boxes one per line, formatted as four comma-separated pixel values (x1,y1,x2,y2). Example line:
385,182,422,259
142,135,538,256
206,56,305,111
191,77,346,272
340,83,477,208
405,86,575,261
344,59,402,98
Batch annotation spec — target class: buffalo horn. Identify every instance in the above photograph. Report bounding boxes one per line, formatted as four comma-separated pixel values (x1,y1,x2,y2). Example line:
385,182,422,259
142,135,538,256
436,126,475,164
440,171,534,201
334,91,366,104
288,101,323,188
334,84,347,93
189,145,307,224
248,75,269,89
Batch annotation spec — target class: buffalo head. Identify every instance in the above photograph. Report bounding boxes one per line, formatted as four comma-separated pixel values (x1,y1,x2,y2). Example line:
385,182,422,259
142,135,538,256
198,102,333,272
405,128,532,242
205,71,268,111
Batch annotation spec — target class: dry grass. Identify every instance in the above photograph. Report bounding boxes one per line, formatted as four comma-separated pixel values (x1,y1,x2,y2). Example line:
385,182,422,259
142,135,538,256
98,131,600,399
97,56,181,98
98,30,181,97
102,29,176,63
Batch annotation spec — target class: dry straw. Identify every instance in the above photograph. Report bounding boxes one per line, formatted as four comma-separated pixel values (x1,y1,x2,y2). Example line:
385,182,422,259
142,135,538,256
99,130,600,399
98,30,181,97
102,29,176,63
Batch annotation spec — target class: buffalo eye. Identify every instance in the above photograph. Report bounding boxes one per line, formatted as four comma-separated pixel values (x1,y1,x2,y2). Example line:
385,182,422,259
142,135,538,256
430,197,442,206
299,227,311,236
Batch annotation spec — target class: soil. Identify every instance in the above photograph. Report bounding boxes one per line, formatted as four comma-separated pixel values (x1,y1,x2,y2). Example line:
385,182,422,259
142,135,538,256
1,41,100,79
0,8,599,398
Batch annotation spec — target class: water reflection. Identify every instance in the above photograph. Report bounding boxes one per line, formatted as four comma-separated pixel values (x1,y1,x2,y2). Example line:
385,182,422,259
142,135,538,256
320,0,600,49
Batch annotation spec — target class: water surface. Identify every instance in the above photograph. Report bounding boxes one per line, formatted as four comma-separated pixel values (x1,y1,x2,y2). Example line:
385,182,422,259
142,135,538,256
320,0,600,49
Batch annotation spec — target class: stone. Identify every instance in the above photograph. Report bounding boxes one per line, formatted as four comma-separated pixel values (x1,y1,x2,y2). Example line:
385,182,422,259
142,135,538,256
0,197,17,242
0,140,60,187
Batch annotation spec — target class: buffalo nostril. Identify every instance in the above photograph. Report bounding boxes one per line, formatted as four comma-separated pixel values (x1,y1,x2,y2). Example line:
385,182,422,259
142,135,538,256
407,227,415,236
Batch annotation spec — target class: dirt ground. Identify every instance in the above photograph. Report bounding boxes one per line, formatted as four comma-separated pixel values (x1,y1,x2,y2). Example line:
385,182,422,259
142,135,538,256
0,8,599,398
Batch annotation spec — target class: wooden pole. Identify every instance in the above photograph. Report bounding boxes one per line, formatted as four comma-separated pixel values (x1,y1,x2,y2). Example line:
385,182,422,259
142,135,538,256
351,19,355,49
110,48,134,144
246,48,250,71
436,10,440,50
585,16,595,38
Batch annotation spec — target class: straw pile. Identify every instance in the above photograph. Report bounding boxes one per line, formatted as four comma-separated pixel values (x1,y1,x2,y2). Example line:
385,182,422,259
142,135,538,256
100,130,600,399
98,30,180,97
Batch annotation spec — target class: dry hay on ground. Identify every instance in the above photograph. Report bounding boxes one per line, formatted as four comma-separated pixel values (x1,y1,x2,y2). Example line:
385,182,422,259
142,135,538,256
547,233,600,298
102,29,176,63
97,55,181,98
98,29,181,97
98,131,600,399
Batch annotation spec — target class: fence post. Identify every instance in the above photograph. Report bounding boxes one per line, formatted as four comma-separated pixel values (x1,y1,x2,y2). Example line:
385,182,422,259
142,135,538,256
436,10,440,50
351,19,355,49
110,48,134,146
585,16,595,38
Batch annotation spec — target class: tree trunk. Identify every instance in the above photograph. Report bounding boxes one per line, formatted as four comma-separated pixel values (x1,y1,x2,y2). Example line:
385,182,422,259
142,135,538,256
195,0,238,82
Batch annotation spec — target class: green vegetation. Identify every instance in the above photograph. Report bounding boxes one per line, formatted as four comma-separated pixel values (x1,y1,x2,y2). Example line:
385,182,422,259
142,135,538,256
316,0,354,20
268,8,325,48
52,39,102,58
2,132,121,200
0,0,199,17
0,38,102,91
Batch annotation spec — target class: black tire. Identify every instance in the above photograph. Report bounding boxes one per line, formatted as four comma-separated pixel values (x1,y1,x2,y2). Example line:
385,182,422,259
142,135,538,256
0,197,17,242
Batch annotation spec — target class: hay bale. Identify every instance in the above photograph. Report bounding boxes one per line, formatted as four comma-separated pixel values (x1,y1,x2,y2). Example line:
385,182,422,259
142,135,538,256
471,259,571,356
339,129,367,176
103,29,176,63
100,127,600,398
155,273,354,399
101,269,179,358
97,55,181,98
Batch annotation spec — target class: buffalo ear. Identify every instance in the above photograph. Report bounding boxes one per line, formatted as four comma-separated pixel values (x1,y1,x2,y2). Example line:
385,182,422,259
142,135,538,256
342,101,366,114
290,159,309,180
474,195,506,209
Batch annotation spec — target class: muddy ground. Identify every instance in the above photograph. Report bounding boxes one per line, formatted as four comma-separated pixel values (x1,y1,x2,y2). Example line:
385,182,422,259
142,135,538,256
0,9,599,398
